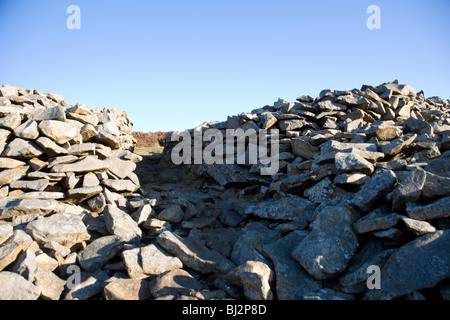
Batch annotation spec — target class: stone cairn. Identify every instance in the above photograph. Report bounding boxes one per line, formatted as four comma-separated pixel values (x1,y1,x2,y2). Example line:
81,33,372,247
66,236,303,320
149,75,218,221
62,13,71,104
0,80,449,300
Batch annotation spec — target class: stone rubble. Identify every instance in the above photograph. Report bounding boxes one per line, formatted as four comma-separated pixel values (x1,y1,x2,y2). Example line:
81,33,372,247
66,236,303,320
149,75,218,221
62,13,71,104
0,80,449,300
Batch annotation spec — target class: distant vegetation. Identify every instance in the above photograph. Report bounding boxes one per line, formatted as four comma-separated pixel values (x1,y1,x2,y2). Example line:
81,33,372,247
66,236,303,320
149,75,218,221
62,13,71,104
132,131,167,148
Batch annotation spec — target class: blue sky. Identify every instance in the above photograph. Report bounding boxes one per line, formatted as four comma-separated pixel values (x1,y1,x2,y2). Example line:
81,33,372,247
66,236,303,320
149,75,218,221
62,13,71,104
1,0,449,132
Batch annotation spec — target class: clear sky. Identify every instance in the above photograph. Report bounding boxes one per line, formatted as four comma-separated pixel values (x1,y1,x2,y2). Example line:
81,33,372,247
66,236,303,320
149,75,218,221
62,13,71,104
1,0,449,132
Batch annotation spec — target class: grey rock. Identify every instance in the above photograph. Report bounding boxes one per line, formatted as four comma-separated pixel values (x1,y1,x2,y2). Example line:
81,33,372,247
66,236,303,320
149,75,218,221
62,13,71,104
149,268,207,299
0,230,34,271
227,260,274,300
0,165,29,187
421,170,450,199
304,177,353,204
231,222,281,266
391,169,426,211
0,157,25,169
406,196,450,221
64,270,110,300
291,137,318,159
400,216,436,236
103,204,142,243
0,198,58,219
351,170,397,212
35,137,69,157
29,106,66,122
66,185,103,204
34,267,66,300
0,224,13,245
10,179,49,191
103,179,139,193
13,119,39,140
244,195,315,223
379,134,417,156
78,235,124,272
292,205,359,280
25,212,90,246
50,156,111,173
364,230,450,299
9,248,37,282
0,113,22,130
38,120,80,144
141,243,183,276
104,278,151,300
0,271,40,300
352,208,399,234
157,230,235,274
335,152,374,175
1,138,43,159
262,231,321,299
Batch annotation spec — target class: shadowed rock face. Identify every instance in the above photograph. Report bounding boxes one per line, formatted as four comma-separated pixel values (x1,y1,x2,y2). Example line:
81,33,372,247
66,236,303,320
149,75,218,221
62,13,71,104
0,80,449,300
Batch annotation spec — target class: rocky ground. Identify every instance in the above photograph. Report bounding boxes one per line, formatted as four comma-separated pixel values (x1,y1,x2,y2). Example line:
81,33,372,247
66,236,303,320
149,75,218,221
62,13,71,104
0,81,449,300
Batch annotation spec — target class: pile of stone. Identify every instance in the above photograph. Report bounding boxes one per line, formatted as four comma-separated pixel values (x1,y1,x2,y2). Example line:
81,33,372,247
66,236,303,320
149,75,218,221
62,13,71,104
1,81,449,301
161,80,450,300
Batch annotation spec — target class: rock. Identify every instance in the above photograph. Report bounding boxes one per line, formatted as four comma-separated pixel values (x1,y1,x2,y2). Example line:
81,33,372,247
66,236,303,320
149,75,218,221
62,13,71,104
259,112,277,129
0,224,13,245
130,204,154,225
376,126,403,141
78,235,124,272
121,247,146,279
231,222,281,266
35,137,69,157
64,270,110,300
304,177,353,204
1,138,43,159
0,271,40,300
34,267,66,300
262,230,321,299
335,152,374,174
156,204,185,223
157,230,235,274
25,213,90,246
29,106,66,122
141,243,183,276
291,137,318,159
50,156,111,173
334,173,369,185
421,171,450,199
0,113,22,130
243,195,315,222
0,157,25,169
406,196,450,221
9,248,37,281
95,132,121,149
301,288,356,300
400,216,436,236
0,230,34,271
38,120,80,144
364,230,450,299
351,170,397,212
13,119,39,140
149,268,207,299
10,179,49,191
103,204,142,243
380,134,417,156
352,208,399,234
292,205,359,280
66,186,103,204
227,260,274,300
104,278,151,300
391,169,426,211
0,165,29,187
0,198,58,219
103,179,138,193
